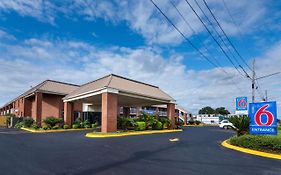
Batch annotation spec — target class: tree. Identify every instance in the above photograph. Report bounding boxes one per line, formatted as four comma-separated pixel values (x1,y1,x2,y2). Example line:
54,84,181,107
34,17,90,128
198,106,215,114
215,107,230,115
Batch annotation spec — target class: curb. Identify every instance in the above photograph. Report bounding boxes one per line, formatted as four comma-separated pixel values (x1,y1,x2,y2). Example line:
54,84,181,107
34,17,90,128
221,140,281,160
85,129,183,138
21,127,93,133
185,124,204,127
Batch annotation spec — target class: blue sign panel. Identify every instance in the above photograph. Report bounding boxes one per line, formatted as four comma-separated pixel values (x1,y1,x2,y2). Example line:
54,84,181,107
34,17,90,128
236,97,248,111
249,101,277,135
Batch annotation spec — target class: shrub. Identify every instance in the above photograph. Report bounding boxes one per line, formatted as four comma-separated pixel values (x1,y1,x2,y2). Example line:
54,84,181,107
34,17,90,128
52,125,59,130
117,117,135,130
229,115,250,136
63,124,69,129
73,118,81,126
43,117,63,127
176,119,184,126
72,124,79,129
42,125,50,130
229,134,281,151
195,120,201,125
22,117,34,128
84,124,91,128
137,113,158,129
92,122,98,129
31,124,39,130
152,121,163,130
159,118,171,129
15,121,24,128
188,120,195,125
134,122,146,131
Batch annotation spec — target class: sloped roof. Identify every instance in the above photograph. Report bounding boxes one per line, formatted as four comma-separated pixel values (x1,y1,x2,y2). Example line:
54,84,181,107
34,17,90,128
64,74,175,101
2,80,79,107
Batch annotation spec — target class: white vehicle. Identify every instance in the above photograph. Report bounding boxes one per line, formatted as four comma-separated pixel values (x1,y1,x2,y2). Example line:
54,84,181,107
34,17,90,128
219,120,235,129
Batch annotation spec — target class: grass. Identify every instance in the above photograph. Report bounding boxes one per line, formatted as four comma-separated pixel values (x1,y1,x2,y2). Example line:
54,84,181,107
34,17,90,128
229,132,281,154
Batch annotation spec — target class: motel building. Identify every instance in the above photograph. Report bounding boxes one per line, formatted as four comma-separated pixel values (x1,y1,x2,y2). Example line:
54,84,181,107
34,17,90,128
0,74,188,132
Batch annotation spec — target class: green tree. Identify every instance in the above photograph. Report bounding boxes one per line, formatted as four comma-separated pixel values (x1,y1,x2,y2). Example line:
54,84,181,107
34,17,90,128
215,107,230,115
198,106,215,114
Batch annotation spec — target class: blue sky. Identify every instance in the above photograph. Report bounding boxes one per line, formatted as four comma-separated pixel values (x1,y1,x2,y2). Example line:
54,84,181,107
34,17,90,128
0,0,281,116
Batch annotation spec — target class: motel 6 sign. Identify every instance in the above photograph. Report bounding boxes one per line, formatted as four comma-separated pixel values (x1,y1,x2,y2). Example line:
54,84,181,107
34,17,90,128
249,101,278,135
236,97,247,111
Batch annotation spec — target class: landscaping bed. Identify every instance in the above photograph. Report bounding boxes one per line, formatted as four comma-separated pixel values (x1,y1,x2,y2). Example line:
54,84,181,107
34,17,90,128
229,133,281,154
14,116,99,132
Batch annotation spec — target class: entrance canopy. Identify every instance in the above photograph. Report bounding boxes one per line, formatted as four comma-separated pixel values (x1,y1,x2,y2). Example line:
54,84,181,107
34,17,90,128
63,74,175,105
63,74,176,132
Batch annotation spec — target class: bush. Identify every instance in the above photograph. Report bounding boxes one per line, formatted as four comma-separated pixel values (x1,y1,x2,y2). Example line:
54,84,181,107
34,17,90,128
73,118,81,126
42,125,50,130
159,118,171,128
195,120,201,125
229,115,250,136
176,119,184,126
63,124,69,129
23,117,34,128
31,124,39,130
43,117,63,127
188,120,195,125
72,124,79,129
152,121,163,130
117,117,135,130
229,134,281,151
15,121,24,128
52,125,59,130
92,122,98,129
134,122,146,131
84,124,91,128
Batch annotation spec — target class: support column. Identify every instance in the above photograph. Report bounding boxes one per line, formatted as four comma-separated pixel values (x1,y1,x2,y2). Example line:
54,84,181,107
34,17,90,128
34,92,42,125
184,113,187,126
136,106,141,117
64,102,73,126
102,92,118,133
167,103,175,129
123,107,130,117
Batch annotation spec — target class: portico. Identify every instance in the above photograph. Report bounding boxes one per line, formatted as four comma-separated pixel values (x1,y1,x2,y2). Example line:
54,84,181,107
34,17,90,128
63,74,176,133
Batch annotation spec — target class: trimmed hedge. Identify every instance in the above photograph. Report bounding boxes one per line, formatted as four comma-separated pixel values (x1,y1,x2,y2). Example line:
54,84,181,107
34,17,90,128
229,134,281,152
134,122,146,131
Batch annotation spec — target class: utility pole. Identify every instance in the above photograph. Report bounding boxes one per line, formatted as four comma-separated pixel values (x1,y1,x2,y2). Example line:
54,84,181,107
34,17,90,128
252,59,256,103
249,59,280,103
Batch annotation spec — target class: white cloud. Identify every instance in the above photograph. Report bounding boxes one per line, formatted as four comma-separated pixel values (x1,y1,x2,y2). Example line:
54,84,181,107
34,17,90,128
0,0,271,44
2,35,281,117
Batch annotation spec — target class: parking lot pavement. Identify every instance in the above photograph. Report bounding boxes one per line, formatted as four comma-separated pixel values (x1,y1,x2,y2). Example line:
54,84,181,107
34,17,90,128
0,127,29,134
0,126,280,175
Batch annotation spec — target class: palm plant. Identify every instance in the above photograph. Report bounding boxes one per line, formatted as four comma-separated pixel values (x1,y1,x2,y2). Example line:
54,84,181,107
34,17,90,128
229,115,250,136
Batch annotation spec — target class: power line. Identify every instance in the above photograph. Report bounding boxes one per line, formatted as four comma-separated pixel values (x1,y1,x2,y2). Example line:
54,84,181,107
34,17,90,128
150,0,218,69
184,0,245,77
169,0,223,69
203,0,252,71
149,0,244,93
194,0,242,68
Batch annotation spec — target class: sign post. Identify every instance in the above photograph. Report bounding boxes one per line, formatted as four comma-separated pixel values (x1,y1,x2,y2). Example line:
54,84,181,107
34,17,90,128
249,101,277,135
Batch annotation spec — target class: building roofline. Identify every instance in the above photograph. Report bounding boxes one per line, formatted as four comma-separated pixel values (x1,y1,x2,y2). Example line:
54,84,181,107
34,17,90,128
0,79,79,109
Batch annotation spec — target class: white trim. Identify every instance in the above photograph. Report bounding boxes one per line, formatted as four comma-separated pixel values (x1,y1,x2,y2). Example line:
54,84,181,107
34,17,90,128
63,87,119,102
118,92,170,103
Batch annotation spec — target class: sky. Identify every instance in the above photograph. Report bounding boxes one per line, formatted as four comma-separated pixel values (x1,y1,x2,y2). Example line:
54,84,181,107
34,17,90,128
0,0,280,116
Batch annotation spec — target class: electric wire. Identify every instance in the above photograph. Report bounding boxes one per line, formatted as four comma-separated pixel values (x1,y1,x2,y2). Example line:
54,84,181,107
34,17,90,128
184,0,245,77
150,0,244,93
203,0,252,71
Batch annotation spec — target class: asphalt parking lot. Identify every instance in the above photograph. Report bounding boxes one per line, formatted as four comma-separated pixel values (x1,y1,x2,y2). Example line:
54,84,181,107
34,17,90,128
0,126,280,175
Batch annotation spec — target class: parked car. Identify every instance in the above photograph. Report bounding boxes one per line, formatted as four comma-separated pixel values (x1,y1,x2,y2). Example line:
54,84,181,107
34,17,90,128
219,120,235,129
